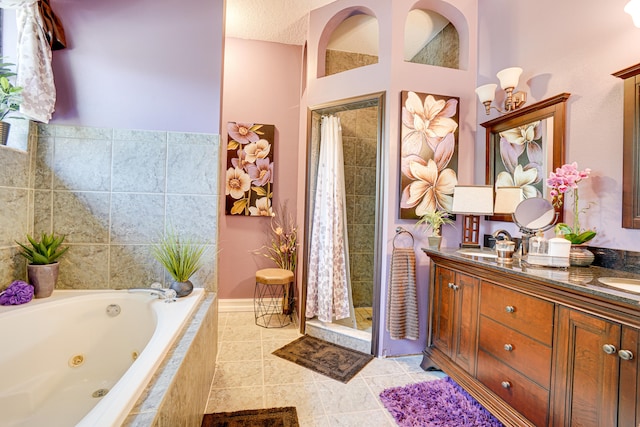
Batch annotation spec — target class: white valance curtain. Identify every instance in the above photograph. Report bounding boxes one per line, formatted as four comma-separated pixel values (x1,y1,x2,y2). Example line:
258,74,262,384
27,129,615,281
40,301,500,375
0,0,56,123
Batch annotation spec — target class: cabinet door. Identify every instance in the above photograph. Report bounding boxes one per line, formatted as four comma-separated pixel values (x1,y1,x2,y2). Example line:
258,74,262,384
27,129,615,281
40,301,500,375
618,326,639,427
551,307,620,427
431,266,455,355
452,273,479,374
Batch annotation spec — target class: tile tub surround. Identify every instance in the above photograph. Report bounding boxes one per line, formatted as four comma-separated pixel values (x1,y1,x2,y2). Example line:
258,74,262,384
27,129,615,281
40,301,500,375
30,124,220,292
124,292,218,426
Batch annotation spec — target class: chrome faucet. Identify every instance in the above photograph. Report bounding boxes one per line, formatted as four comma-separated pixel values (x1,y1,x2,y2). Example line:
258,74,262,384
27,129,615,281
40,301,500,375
127,287,177,302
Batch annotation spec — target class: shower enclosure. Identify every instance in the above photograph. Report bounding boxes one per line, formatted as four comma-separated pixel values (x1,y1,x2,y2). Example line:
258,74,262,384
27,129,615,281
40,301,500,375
302,92,385,354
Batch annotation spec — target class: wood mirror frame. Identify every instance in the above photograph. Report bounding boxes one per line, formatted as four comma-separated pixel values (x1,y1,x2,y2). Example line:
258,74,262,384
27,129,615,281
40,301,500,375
481,93,570,222
613,63,640,229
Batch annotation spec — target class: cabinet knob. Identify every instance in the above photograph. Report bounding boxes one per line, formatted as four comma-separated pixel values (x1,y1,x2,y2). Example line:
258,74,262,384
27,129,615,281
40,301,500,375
448,282,454,289
505,305,515,313
619,349,635,360
504,344,513,351
602,344,617,355
501,381,511,389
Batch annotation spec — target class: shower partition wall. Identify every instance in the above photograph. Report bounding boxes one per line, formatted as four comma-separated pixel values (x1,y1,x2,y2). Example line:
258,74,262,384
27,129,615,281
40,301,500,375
303,92,385,354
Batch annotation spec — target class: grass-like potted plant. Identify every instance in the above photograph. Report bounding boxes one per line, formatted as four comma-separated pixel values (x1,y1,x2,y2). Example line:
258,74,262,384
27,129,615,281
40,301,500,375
0,58,23,145
151,228,207,297
417,209,454,250
16,232,68,298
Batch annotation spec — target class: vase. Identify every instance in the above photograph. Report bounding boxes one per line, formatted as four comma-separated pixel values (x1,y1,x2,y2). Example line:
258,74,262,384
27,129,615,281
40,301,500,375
27,262,59,298
170,280,193,297
569,245,594,267
427,236,442,250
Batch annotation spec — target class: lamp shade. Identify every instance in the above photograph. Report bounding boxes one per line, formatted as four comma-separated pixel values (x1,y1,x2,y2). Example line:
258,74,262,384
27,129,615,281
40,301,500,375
496,67,523,89
625,0,640,27
451,186,494,215
493,187,524,214
475,84,497,103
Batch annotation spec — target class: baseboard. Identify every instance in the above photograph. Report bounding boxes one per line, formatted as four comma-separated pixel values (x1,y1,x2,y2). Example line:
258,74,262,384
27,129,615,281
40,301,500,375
218,298,254,312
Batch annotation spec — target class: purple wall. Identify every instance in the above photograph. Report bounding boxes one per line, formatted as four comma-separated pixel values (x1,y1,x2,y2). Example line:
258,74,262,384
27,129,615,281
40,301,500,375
47,0,224,133
218,38,303,299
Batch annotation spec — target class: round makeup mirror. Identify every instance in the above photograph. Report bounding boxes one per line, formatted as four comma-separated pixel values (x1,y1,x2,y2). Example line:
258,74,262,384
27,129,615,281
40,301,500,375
512,197,557,232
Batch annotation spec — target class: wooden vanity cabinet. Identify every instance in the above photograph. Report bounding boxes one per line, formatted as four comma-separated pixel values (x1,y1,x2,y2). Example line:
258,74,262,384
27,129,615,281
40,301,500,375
423,252,640,427
551,307,640,427
430,265,479,375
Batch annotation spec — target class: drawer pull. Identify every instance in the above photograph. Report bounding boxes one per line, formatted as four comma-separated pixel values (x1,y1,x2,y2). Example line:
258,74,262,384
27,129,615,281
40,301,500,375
504,344,513,351
602,344,617,355
505,305,515,313
501,381,511,389
447,282,459,291
619,350,635,360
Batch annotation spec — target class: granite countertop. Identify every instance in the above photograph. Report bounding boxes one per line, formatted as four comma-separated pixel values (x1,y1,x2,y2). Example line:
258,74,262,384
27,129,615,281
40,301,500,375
423,247,640,307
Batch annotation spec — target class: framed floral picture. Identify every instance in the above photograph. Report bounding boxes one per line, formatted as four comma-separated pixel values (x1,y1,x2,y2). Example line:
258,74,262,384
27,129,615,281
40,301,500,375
225,122,275,216
482,93,570,222
399,91,459,219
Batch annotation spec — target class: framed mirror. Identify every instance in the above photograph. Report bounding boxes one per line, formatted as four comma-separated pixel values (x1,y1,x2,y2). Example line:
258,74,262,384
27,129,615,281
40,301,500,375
613,63,640,229
481,93,570,222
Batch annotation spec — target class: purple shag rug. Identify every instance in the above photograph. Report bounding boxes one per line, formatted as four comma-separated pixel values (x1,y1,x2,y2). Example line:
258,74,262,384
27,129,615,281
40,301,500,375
379,377,504,427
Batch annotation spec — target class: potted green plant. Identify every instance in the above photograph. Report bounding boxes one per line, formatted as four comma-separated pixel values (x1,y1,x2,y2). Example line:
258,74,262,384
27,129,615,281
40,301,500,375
151,229,207,297
16,232,68,298
417,210,454,250
0,58,23,146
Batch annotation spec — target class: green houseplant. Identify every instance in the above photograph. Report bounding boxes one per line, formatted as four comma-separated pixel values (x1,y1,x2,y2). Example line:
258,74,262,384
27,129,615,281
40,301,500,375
151,229,207,297
417,210,454,249
16,232,68,298
0,58,23,145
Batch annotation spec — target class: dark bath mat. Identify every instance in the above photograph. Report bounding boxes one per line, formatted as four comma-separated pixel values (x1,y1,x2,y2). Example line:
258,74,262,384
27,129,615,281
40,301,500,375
272,335,373,383
379,377,504,427
201,406,299,427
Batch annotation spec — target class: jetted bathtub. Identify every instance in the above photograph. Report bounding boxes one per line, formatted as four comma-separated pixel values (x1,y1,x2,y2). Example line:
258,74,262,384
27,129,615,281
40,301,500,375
0,288,204,427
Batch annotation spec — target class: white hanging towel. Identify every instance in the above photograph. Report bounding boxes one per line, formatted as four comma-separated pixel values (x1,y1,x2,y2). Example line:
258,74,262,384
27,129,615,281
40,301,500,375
305,115,351,323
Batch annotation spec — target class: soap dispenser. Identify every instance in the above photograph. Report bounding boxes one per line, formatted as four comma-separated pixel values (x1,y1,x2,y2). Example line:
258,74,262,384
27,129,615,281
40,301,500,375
529,231,548,255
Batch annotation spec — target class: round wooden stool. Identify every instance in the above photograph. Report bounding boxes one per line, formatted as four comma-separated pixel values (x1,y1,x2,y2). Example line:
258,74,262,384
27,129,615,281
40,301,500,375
254,268,295,328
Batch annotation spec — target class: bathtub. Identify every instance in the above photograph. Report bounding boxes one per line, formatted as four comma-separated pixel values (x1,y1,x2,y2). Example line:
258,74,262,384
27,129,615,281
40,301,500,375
0,288,205,427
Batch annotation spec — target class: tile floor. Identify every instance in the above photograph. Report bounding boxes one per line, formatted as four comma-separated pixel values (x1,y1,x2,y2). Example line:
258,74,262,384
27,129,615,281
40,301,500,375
205,311,446,426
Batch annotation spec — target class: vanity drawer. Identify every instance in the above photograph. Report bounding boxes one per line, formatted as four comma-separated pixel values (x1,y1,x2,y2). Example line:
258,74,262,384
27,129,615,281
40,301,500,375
480,281,554,345
478,316,552,389
477,349,550,427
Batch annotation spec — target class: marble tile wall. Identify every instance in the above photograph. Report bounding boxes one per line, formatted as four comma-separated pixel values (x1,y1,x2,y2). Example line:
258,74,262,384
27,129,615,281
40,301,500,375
337,106,378,308
0,121,37,288
0,123,220,292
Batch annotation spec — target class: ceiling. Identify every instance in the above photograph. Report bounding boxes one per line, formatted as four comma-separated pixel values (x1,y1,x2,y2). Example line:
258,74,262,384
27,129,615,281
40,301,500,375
225,0,337,46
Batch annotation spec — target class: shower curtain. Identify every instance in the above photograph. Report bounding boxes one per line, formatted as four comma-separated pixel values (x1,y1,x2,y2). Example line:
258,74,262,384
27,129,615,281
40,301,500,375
306,115,353,323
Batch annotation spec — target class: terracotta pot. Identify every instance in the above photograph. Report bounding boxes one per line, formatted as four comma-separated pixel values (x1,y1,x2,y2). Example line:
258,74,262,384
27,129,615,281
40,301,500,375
27,262,59,298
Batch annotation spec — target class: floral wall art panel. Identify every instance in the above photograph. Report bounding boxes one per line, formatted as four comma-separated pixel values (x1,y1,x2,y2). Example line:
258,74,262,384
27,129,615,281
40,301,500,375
225,122,275,216
399,91,459,219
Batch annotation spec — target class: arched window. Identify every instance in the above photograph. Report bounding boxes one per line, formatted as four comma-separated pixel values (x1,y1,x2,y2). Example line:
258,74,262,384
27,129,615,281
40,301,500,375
324,12,379,76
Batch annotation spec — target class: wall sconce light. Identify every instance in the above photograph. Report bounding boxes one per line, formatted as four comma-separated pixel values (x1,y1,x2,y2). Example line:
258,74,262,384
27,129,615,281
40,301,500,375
475,67,527,115
625,0,640,27
451,186,494,248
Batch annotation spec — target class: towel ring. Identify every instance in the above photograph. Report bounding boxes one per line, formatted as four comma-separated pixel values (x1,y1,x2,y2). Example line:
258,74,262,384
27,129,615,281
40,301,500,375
393,227,414,248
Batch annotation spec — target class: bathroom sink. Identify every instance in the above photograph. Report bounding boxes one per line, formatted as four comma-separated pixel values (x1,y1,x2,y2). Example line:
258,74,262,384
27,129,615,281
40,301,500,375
597,277,640,293
456,248,498,259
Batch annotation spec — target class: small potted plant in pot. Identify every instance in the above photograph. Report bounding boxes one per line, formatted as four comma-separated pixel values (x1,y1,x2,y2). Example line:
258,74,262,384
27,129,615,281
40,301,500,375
417,209,454,250
151,228,207,297
16,232,68,298
0,58,23,145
